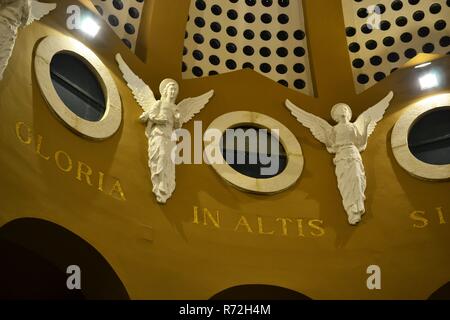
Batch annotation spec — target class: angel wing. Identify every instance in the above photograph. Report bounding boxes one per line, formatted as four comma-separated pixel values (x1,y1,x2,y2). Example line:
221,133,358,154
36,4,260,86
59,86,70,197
354,91,394,138
285,100,334,150
26,0,56,26
176,90,214,125
115,53,156,112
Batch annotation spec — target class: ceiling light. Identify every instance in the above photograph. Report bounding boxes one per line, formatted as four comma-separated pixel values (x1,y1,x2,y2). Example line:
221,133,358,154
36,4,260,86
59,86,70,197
80,17,100,37
419,73,439,90
415,62,432,69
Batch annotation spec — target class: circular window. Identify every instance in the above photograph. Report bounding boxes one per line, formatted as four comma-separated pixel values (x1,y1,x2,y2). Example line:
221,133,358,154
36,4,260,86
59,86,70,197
35,36,122,140
391,93,450,180
408,108,450,165
220,125,288,179
205,111,303,194
50,52,106,122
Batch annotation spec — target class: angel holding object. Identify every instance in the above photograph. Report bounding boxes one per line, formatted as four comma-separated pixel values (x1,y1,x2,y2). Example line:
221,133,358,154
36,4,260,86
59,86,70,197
285,91,394,225
0,0,56,80
116,54,214,203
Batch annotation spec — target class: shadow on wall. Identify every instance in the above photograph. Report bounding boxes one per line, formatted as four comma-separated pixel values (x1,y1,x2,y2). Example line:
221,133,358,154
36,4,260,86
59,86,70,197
210,285,312,300
0,218,129,300
428,282,450,300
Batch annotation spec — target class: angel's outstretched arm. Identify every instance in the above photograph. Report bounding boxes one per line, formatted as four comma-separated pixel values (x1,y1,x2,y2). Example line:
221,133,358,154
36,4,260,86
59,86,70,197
139,111,149,123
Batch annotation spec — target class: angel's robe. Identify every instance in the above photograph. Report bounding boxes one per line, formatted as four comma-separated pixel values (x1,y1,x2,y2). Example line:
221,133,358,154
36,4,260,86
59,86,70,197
331,122,367,223
145,101,181,203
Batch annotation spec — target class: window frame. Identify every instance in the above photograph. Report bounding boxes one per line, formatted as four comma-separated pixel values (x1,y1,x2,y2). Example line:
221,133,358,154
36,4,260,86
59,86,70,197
34,36,122,140
391,93,450,181
205,111,304,194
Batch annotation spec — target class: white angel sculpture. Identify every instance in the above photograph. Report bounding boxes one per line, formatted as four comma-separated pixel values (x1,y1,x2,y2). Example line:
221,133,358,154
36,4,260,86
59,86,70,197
285,91,394,225
0,0,56,80
116,54,214,203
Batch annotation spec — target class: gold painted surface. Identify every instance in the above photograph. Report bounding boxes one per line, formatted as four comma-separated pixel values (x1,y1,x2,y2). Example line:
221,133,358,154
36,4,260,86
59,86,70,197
0,0,448,300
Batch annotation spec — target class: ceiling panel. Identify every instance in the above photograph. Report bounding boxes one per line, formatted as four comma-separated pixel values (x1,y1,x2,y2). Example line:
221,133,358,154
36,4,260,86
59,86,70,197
91,0,145,51
183,0,315,96
343,0,449,93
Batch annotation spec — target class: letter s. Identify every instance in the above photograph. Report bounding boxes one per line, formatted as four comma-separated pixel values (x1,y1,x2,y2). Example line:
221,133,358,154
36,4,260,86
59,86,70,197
410,211,428,229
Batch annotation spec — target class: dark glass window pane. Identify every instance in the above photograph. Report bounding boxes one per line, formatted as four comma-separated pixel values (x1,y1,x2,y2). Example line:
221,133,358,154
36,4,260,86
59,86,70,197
220,126,287,179
408,108,450,165
50,53,106,122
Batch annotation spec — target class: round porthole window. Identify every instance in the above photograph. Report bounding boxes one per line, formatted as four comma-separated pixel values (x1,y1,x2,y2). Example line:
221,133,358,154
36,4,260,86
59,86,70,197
50,52,106,122
408,108,450,165
35,36,122,140
220,125,288,179
391,93,450,180
205,111,303,194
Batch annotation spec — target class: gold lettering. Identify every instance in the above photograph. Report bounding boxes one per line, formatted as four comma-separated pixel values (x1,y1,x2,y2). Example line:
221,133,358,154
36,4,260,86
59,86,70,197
276,217,293,236
109,179,126,201
15,122,32,144
76,161,93,186
257,217,274,235
234,216,253,233
297,219,305,237
35,135,50,160
15,121,126,202
436,207,447,225
54,150,73,173
193,206,200,224
308,219,325,237
98,171,105,192
410,210,428,228
203,208,220,228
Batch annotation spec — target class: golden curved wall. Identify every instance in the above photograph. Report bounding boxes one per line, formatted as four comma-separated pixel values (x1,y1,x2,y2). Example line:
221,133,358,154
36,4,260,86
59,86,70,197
0,0,448,299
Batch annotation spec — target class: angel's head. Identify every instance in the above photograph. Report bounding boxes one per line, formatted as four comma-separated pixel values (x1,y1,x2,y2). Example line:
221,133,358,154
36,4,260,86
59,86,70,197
159,79,179,102
331,103,352,123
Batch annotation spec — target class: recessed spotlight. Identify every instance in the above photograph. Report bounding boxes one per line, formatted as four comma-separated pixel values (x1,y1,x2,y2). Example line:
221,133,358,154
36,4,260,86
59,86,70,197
80,17,101,37
415,62,431,69
419,73,439,90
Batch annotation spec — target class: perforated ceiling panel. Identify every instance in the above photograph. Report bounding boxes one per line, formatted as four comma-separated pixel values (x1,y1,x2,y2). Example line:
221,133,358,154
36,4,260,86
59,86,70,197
343,0,450,93
91,0,145,51
183,0,314,96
